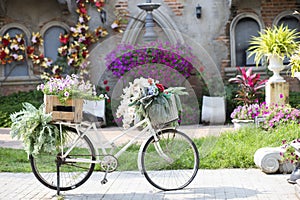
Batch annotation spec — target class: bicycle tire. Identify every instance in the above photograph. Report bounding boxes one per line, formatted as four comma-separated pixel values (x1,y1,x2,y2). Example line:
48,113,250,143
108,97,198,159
141,128,199,191
30,127,96,191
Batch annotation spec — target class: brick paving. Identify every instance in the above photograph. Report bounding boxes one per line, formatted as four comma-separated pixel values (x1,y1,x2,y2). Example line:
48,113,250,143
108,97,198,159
0,126,298,200
0,169,297,200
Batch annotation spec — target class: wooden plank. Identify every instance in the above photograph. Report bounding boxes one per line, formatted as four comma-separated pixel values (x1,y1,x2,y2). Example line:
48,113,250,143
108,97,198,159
44,95,83,122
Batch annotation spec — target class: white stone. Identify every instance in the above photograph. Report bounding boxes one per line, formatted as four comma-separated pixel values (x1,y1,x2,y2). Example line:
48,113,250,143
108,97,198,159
254,147,293,174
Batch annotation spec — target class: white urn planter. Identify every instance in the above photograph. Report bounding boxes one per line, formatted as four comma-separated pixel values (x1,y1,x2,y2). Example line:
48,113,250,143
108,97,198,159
268,54,286,83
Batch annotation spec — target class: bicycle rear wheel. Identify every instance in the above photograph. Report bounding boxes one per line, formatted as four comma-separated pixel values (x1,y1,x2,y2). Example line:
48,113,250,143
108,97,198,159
141,128,199,191
30,127,96,191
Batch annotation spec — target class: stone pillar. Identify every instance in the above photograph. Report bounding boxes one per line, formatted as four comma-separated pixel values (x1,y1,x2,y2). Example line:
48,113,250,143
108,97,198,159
265,82,289,105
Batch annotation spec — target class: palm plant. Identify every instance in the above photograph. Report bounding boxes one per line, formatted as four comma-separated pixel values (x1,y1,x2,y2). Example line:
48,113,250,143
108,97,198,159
289,47,300,77
247,24,300,66
229,67,268,105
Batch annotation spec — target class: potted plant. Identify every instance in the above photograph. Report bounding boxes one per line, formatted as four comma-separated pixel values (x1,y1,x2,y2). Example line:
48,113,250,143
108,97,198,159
247,24,300,82
37,74,106,122
229,67,267,129
229,67,268,105
230,104,260,129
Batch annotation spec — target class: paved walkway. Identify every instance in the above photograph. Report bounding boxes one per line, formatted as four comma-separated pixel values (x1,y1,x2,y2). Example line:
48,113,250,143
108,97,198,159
0,126,299,200
0,169,297,200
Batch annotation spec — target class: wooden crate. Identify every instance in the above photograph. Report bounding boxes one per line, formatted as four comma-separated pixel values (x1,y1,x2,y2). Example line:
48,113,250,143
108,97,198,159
44,95,83,123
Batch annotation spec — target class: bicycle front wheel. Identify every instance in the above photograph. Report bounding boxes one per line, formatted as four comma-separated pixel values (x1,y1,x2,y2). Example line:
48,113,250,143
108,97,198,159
141,128,199,191
30,127,96,191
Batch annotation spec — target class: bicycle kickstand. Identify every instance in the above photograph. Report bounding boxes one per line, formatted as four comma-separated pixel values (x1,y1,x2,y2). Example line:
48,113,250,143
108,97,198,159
101,170,108,185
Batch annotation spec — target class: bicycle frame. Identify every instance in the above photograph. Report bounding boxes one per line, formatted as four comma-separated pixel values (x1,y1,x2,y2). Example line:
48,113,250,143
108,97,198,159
56,117,164,166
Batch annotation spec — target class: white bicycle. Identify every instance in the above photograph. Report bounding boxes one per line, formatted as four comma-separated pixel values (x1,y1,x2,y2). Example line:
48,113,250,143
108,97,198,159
29,104,199,194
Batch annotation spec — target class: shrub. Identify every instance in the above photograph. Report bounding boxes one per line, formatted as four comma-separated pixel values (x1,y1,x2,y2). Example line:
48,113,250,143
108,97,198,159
229,67,267,105
290,91,300,109
0,90,43,127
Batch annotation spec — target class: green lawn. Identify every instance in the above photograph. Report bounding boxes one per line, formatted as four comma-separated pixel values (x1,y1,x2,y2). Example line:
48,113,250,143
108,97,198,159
0,123,299,172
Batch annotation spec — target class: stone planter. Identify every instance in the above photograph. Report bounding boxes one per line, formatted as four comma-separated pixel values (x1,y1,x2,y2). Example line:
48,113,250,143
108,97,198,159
232,119,254,130
268,54,285,83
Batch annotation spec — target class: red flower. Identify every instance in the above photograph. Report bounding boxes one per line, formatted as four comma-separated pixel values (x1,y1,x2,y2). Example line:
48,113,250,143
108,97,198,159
105,86,110,92
79,7,87,14
27,46,35,55
103,80,108,84
2,38,9,46
155,84,164,92
82,50,88,58
0,50,7,59
59,34,69,44
95,1,103,8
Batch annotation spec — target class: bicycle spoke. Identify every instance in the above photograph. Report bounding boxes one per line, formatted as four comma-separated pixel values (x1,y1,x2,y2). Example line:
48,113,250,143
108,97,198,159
141,129,199,191
30,127,96,191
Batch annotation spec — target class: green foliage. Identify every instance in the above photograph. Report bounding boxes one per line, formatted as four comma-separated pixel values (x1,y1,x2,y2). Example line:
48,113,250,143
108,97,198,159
289,48,300,76
224,84,239,122
196,123,300,169
248,24,300,66
10,103,61,157
0,90,43,127
290,91,300,109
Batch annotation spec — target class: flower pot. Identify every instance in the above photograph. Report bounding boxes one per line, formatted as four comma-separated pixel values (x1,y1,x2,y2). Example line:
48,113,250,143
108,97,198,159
268,54,286,83
232,119,254,130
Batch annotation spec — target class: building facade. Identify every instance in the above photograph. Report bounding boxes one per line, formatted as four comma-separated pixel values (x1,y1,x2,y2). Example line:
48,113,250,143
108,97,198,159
0,0,299,96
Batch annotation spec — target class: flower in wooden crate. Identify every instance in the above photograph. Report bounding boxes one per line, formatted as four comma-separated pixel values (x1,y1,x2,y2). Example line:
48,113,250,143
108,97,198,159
37,74,106,104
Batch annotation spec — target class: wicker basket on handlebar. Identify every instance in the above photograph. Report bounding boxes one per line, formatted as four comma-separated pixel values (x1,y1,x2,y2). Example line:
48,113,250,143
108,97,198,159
146,94,179,128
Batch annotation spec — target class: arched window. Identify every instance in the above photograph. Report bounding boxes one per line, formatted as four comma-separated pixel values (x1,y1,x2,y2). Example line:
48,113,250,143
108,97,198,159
43,26,67,62
278,16,300,32
235,18,260,66
4,28,29,77
274,12,300,64
230,13,264,67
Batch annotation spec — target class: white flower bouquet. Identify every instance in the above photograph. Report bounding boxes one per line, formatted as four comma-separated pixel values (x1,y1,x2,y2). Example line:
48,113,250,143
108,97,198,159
116,77,187,129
